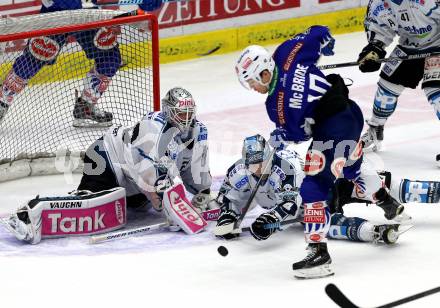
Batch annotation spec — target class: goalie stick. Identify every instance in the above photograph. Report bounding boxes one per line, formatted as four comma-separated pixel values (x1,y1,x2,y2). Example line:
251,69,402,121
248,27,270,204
89,214,301,244
318,51,440,70
325,283,440,308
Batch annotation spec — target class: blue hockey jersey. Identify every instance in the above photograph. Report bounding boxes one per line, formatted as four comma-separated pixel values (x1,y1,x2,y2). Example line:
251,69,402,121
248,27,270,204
265,25,333,143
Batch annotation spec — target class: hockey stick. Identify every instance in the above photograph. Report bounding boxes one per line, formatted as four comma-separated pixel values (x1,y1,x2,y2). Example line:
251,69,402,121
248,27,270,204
325,283,440,308
214,148,277,237
318,51,440,70
89,214,301,244
89,207,219,244
89,221,169,244
234,147,277,229
238,217,301,233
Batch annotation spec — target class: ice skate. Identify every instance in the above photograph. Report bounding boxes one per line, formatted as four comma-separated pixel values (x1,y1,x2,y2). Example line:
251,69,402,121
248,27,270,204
73,97,113,128
373,224,400,244
292,243,334,279
0,100,9,122
361,119,384,152
436,154,440,168
0,202,41,245
375,188,405,220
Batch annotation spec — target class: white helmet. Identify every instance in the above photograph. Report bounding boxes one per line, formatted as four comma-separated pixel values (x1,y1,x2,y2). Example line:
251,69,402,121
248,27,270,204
235,45,275,90
162,87,196,132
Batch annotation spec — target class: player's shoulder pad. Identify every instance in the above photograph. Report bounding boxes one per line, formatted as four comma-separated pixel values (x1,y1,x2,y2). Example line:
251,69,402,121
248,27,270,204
193,119,208,142
272,149,302,174
226,159,251,190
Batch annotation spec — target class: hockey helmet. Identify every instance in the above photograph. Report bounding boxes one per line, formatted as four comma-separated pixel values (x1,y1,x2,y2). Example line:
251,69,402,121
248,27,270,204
242,134,270,166
162,87,196,132
235,45,275,90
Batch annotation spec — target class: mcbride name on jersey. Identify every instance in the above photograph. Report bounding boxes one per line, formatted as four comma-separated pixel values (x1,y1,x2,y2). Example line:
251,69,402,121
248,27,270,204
366,0,440,49
265,26,332,143
217,149,304,213
103,111,211,197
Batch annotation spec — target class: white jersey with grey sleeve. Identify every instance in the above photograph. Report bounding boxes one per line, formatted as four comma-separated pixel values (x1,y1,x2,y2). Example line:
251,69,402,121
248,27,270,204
365,0,440,50
103,111,211,197
217,149,304,214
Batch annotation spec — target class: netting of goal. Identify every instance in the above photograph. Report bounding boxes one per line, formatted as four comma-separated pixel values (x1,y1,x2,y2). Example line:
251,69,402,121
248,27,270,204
0,10,160,181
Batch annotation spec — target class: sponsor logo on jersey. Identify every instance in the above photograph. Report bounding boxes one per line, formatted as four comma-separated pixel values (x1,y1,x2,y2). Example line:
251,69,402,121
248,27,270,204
29,36,60,61
235,176,249,189
403,25,433,38
304,208,325,223
50,201,82,209
372,3,387,16
228,163,245,178
93,27,118,50
330,158,346,178
349,141,363,161
272,165,286,180
277,91,286,125
304,150,325,175
283,42,303,71
309,233,322,242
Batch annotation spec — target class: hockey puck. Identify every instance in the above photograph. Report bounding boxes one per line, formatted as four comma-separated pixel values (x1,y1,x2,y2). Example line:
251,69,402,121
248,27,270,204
217,245,228,257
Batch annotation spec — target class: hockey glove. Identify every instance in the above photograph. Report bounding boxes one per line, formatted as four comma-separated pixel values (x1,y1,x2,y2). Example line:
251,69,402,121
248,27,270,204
268,128,287,149
192,190,211,213
215,209,239,240
139,0,163,11
358,41,386,72
250,211,280,241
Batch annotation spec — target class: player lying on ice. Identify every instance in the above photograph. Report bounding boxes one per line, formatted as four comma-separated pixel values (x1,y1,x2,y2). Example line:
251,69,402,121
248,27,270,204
214,135,439,277
234,25,411,279
0,87,213,244
0,0,163,127
214,135,440,243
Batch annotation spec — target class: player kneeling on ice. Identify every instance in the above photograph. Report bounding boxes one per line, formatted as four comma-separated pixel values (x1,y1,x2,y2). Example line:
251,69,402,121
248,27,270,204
214,135,406,247
235,26,411,279
0,87,213,244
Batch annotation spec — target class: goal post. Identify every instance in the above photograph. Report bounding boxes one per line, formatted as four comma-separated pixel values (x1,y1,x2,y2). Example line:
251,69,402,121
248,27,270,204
0,9,160,182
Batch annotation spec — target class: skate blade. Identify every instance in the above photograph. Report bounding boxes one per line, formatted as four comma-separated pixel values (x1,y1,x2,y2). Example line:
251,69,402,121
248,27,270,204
293,263,334,279
73,118,112,128
393,212,412,224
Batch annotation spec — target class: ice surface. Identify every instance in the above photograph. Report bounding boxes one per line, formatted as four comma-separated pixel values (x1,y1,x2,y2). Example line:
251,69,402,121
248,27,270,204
0,31,440,308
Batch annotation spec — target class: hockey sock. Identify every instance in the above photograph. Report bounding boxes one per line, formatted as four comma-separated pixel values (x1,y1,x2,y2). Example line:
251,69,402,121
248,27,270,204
424,87,440,120
371,84,399,125
328,213,371,242
398,179,440,203
81,67,111,104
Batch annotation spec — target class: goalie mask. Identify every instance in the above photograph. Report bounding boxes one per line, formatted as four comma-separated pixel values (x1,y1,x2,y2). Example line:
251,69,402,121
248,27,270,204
242,134,270,166
235,45,275,90
162,87,196,132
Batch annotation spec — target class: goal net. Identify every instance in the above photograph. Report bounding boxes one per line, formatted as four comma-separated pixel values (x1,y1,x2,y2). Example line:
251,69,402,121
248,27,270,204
0,10,159,181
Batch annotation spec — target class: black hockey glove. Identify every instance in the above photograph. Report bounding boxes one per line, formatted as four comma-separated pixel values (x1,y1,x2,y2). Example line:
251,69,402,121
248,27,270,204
215,209,239,240
250,211,280,241
358,41,386,72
